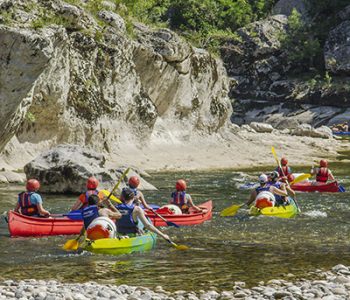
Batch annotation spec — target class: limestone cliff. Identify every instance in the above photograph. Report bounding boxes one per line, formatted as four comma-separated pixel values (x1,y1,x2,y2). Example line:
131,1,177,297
0,0,231,170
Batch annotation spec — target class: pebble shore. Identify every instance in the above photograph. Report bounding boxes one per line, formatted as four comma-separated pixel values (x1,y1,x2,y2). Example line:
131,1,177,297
1,265,350,300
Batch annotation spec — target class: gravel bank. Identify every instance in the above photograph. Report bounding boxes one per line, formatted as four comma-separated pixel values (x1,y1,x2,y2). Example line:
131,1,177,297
1,265,350,299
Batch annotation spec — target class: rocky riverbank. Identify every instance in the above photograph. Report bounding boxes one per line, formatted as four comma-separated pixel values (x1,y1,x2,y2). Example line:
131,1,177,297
1,265,350,299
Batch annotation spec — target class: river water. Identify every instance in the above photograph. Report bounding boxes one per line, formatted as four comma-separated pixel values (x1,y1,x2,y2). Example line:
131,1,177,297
0,160,349,292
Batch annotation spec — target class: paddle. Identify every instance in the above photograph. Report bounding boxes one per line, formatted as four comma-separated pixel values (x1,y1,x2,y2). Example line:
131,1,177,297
63,168,130,251
338,185,346,192
150,209,180,228
220,203,245,217
290,173,311,185
166,238,189,250
100,189,121,204
271,146,301,213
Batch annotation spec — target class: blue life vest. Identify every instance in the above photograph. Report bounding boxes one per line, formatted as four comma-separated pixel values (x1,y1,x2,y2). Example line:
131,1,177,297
171,191,187,207
255,185,270,195
268,182,284,204
116,203,138,234
18,192,38,216
82,205,99,228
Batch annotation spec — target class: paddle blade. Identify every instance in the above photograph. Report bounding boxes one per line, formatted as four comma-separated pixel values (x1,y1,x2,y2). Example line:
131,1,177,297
174,244,189,251
166,239,189,250
62,239,79,251
100,190,121,203
338,185,346,192
166,221,180,228
290,174,311,185
220,204,242,217
271,146,279,163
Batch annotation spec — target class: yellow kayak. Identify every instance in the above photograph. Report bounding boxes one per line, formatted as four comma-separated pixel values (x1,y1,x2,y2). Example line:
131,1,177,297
83,232,157,255
249,198,298,218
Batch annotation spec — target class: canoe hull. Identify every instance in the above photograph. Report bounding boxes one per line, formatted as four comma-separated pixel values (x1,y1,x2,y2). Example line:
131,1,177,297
83,232,157,255
8,211,83,237
145,200,213,226
291,181,339,192
249,198,298,218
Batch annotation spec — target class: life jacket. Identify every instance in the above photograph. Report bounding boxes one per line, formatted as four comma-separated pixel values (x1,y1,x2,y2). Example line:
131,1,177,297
255,185,270,195
170,191,187,206
82,205,99,229
129,187,138,197
116,202,139,234
316,167,329,182
268,182,284,204
81,189,99,209
18,192,39,216
277,166,291,177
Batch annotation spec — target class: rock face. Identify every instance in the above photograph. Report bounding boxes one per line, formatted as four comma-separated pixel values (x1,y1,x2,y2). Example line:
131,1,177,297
24,144,156,193
0,0,231,166
324,20,350,74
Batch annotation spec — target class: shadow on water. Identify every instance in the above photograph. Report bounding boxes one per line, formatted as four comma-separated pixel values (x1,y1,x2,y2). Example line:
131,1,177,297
0,152,350,291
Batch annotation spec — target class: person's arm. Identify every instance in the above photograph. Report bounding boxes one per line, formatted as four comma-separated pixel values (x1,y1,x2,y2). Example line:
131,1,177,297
246,190,257,207
328,170,335,181
37,203,50,217
133,207,170,240
285,185,296,197
186,195,202,212
310,165,317,175
99,208,122,220
138,192,151,210
270,186,288,197
71,196,83,211
14,202,20,213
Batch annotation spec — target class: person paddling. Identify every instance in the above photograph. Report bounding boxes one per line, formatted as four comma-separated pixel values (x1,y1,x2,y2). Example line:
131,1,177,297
311,160,335,183
14,179,50,217
246,174,288,208
170,179,202,213
276,157,293,182
120,175,152,209
71,177,105,211
269,171,295,205
116,188,170,240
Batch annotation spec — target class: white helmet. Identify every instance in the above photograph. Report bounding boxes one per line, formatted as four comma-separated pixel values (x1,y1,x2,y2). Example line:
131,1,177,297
259,174,268,184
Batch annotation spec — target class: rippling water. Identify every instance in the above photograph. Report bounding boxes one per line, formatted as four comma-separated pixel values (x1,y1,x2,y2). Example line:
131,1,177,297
0,161,350,291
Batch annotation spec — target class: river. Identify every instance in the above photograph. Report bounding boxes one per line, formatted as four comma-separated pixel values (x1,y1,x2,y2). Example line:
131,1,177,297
0,160,349,292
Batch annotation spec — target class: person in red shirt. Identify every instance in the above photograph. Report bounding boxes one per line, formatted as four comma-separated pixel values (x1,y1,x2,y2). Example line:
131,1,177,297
311,160,335,182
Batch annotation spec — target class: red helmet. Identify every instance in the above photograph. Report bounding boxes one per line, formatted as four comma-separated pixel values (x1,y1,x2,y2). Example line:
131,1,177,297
176,179,187,191
128,176,140,188
86,177,99,189
320,159,328,168
26,179,40,192
281,157,288,166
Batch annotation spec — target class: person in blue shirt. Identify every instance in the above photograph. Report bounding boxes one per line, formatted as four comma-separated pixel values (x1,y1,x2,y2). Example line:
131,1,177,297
14,179,50,217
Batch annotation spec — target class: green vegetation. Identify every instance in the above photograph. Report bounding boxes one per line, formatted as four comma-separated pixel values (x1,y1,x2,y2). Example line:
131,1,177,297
25,112,36,123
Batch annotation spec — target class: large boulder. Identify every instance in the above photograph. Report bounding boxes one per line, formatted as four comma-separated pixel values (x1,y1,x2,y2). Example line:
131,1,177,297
324,21,350,75
24,144,156,193
272,0,309,20
292,124,333,139
249,122,274,133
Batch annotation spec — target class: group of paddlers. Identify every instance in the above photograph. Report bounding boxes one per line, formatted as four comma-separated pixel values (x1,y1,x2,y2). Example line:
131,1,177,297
246,157,335,209
14,176,203,242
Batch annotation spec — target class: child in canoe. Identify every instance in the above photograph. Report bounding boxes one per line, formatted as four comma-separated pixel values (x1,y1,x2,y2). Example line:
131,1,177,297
14,179,50,217
169,179,203,213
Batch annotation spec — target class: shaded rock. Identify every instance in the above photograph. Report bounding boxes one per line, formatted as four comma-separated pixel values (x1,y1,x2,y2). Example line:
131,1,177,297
24,144,156,193
272,0,309,20
324,20,350,74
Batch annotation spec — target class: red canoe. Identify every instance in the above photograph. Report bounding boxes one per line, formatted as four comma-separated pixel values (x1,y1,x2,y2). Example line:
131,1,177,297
7,211,83,237
291,181,340,193
145,200,213,226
